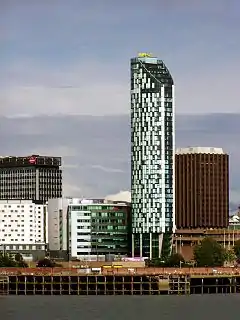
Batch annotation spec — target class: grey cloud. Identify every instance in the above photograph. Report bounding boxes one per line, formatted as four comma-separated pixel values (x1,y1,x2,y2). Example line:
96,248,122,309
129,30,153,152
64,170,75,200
0,61,128,116
0,113,239,212
1,0,239,116
1,54,240,115
157,0,230,11
89,165,124,173
62,164,79,169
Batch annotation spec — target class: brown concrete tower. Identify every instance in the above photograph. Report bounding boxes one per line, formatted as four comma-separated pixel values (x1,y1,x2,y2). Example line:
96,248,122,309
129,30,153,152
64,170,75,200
175,147,229,229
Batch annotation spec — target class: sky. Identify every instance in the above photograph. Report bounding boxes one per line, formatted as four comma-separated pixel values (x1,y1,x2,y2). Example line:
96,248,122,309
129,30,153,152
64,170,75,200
1,0,240,116
0,113,239,209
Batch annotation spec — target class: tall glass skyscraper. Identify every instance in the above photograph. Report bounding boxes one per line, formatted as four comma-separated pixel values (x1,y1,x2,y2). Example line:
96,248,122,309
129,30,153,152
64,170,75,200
131,53,175,259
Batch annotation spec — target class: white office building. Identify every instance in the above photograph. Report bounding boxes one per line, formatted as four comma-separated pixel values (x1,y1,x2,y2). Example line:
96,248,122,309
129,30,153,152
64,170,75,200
0,200,47,260
48,198,93,260
48,198,130,261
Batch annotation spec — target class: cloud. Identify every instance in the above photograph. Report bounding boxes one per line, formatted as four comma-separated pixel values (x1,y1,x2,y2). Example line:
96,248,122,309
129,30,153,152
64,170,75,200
105,191,131,202
0,1,240,116
62,164,79,169
156,0,234,13
1,55,240,116
0,113,239,207
25,146,77,157
89,165,124,173
63,183,86,198
0,83,128,116
0,61,128,116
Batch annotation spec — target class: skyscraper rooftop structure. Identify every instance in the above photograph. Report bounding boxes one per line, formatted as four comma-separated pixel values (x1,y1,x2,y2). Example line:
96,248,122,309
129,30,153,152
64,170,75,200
131,53,175,259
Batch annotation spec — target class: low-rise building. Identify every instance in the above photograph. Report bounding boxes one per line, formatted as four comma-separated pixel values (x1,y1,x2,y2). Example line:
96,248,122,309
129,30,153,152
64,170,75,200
68,199,131,260
174,228,240,261
48,198,131,261
229,207,240,230
0,200,47,261
229,215,240,230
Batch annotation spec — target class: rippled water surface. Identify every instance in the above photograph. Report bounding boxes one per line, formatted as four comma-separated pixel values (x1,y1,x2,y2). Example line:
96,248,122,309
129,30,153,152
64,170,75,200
1,295,239,320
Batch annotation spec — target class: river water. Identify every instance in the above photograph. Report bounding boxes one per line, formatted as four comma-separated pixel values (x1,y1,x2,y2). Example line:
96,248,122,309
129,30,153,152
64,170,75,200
0,295,239,319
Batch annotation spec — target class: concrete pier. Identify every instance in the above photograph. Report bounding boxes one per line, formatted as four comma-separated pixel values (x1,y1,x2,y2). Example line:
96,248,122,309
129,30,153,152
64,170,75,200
2,275,190,295
1,267,240,295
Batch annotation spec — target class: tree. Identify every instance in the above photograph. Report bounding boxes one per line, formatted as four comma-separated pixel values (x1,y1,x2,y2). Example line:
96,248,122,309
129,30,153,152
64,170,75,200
15,253,28,267
225,249,236,264
165,253,185,267
15,253,23,262
145,258,166,267
0,252,16,267
145,253,185,268
236,257,240,266
37,258,56,267
194,237,226,267
233,239,240,258
0,252,28,267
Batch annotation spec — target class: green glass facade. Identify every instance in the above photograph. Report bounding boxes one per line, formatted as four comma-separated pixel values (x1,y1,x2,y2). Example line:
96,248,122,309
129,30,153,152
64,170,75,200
90,204,130,256
67,201,131,259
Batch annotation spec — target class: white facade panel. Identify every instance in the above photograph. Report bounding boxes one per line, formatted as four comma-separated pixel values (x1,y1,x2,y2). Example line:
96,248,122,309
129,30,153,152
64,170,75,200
0,200,46,245
47,198,70,251
175,147,224,155
69,208,92,259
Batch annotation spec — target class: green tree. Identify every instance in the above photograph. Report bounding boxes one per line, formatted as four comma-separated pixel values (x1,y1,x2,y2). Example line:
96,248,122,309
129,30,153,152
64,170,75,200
165,253,185,267
146,254,185,268
37,258,56,267
145,258,165,267
0,252,28,267
15,253,23,262
225,249,236,264
233,239,240,258
0,252,17,267
15,253,28,267
194,237,226,267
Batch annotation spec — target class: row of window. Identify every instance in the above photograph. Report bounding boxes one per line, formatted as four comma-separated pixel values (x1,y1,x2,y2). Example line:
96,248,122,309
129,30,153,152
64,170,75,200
1,204,40,208
1,215,42,219
1,237,42,242
0,227,42,231
0,244,45,250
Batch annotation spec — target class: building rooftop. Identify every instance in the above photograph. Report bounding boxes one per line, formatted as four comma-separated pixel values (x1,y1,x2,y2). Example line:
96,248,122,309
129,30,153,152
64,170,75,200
67,197,130,207
176,147,225,155
229,215,240,223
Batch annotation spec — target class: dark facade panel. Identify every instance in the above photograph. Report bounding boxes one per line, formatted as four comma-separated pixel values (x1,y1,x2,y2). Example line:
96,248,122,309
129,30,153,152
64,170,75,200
0,155,61,168
175,152,229,229
0,156,62,202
